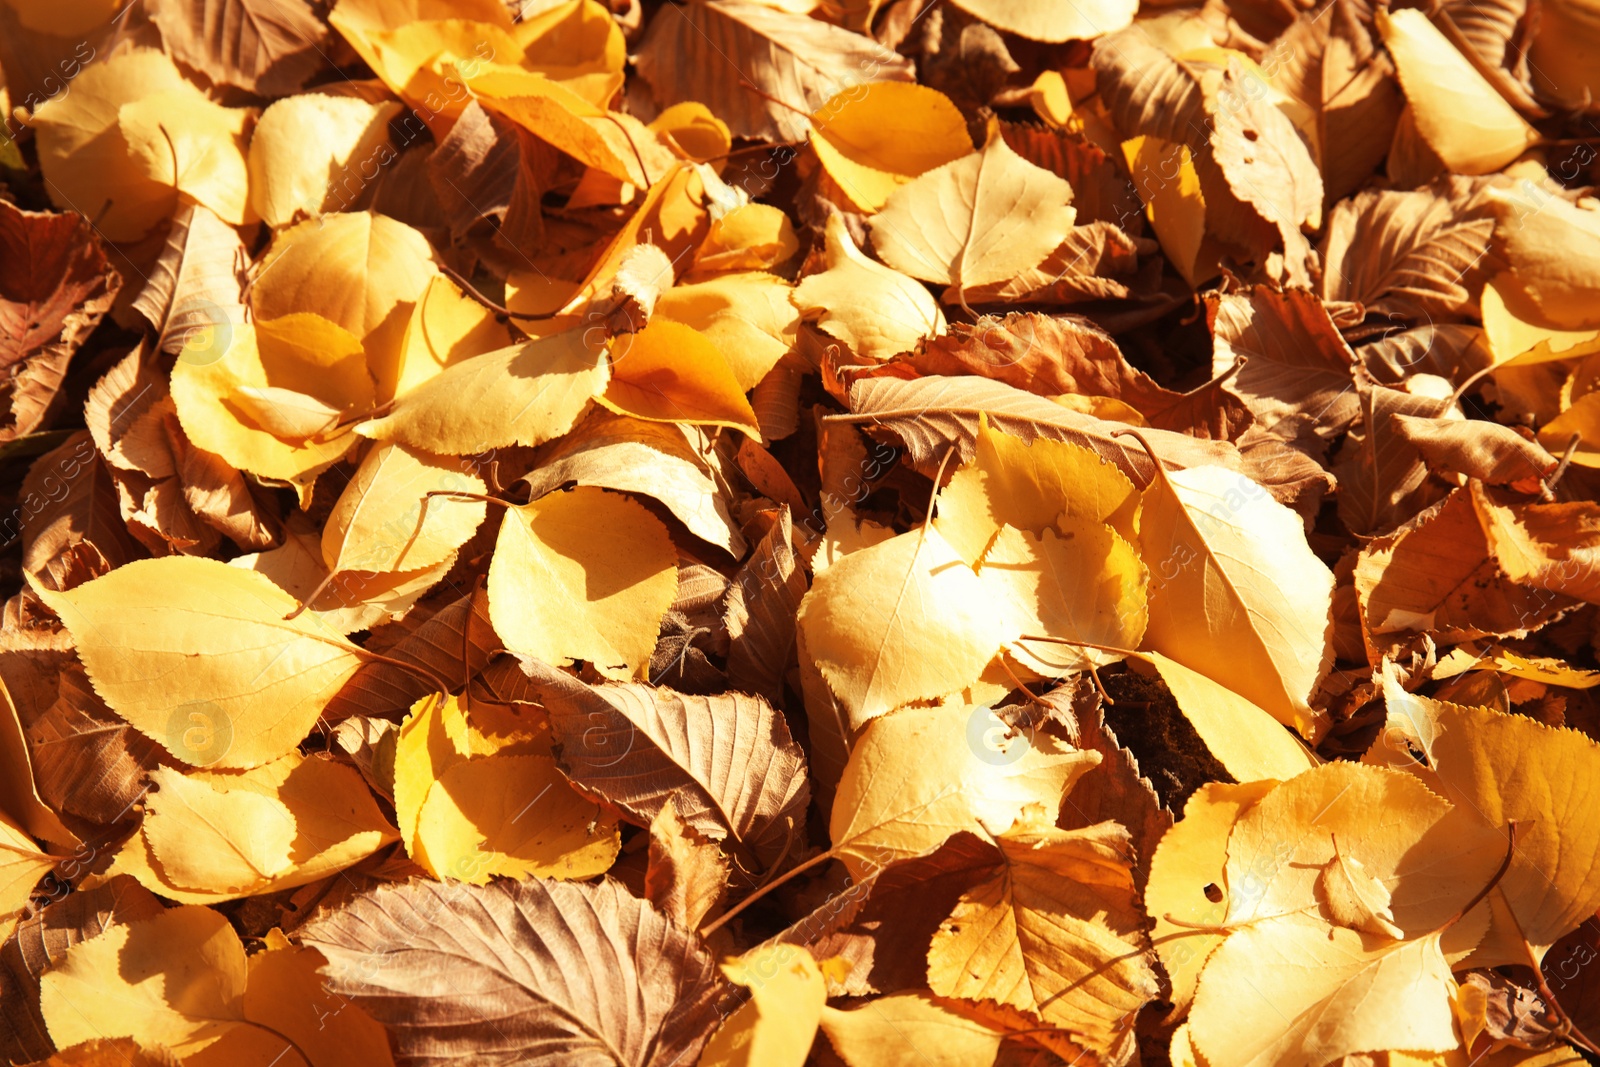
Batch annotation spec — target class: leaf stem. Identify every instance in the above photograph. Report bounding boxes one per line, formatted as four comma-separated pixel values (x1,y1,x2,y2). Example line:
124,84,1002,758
699,846,839,937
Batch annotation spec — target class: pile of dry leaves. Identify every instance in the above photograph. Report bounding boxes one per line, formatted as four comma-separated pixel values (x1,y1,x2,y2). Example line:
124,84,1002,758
4,0,1600,1062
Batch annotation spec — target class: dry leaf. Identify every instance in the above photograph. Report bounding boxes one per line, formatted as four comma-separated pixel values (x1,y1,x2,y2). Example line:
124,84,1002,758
298,877,726,1066
36,557,367,768
868,127,1077,297
634,0,914,141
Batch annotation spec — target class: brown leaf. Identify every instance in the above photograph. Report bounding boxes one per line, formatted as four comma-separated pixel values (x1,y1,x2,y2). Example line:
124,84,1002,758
1392,415,1557,487
1210,59,1324,285
146,0,330,96
298,877,726,1067
1236,424,1337,518
645,798,730,932
128,204,248,357
1022,682,1172,890
1355,488,1574,661
1334,374,1453,536
1319,179,1498,323
18,433,141,593
724,506,807,703
1458,971,1562,1052
517,659,810,872
635,0,914,142
426,101,520,242
0,202,119,441
323,587,497,721
769,832,999,997
1000,123,1144,234
839,374,1243,483
1473,483,1600,606
0,877,164,1065
1208,287,1360,458
954,222,1147,307
27,665,162,829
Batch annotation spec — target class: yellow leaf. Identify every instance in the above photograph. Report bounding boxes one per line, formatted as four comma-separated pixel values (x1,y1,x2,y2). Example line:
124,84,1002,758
797,526,1011,726
515,0,626,103
791,213,946,363
250,212,440,399
976,519,1147,675
391,273,512,397
114,752,399,902
1319,841,1405,939
869,126,1076,293
1128,653,1319,781
41,905,395,1065
36,557,366,768
819,992,1005,1067
321,442,487,574
926,821,1158,1058
1190,915,1459,1067
467,66,673,186
32,51,221,241
601,319,762,438
117,91,253,227
1479,276,1600,367
935,416,1141,566
357,328,609,453
829,703,1098,879
1145,781,1278,1016
809,83,972,213
414,754,620,883
1221,762,1500,943
247,94,402,228
700,944,827,1067
1373,667,1600,962
1121,135,1217,288
143,765,297,891
1137,462,1335,739
0,811,55,940
693,204,798,274
1377,9,1539,175
488,487,678,680
655,272,798,391
1485,181,1600,331
172,314,373,482
1539,392,1600,467
393,691,473,856
949,0,1135,41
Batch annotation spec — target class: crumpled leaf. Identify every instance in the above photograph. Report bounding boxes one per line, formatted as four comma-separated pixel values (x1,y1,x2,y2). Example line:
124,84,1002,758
298,877,726,1067
868,127,1076,296
146,0,330,96
926,819,1159,1059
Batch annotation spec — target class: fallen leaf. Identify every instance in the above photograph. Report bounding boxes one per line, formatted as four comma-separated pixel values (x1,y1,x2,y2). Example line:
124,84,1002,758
820,992,1005,1067
298,877,726,1066
515,658,810,871
700,944,826,1067
809,82,972,213
113,751,399,901
488,487,678,680
829,703,1098,878
1377,8,1539,175
1137,461,1335,738
797,525,1009,725
321,442,487,575
949,0,1135,41
634,0,914,141
36,556,367,768
248,94,402,229
645,798,730,931
602,319,762,437
41,905,395,1065
146,0,330,96
868,127,1077,297
792,213,947,363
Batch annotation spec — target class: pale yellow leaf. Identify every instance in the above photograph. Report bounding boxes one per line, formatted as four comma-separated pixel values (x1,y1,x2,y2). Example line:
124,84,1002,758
792,213,946,363
322,442,487,574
